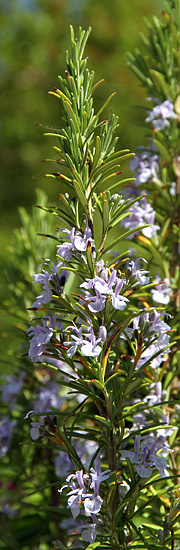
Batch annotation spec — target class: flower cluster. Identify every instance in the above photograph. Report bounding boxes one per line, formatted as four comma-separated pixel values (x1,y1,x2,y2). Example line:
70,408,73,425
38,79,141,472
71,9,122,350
123,196,160,238
60,458,110,543
151,275,171,305
27,314,63,363
32,260,68,308
57,221,93,260
129,150,159,186
145,98,178,131
122,434,169,478
123,310,171,369
132,382,175,440
80,266,129,313
128,256,150,285
65,322,106,358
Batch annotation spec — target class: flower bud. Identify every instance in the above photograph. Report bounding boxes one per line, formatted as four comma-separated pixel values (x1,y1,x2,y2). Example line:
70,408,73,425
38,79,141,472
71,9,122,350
98,325,107,342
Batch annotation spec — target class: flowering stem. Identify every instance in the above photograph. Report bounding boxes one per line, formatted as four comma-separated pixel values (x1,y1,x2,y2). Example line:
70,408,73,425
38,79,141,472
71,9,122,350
172,172,180,310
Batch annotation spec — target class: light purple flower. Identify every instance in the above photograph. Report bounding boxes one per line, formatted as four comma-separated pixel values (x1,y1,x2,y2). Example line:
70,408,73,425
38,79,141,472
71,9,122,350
32,260,68,308
65,325,85,357
81,339,102,357
111,280,129,310
90,456,111,494
27,314,62,362
80,266,117,295
122,435,169,478
74,221,93,252
128,257,150,285
86,291,106,313
60,470,89,519
129,151,159,185
132,382,175,440
60,457,110,521
123,311,171,369
57,220,93,260
148,310,171,335
124,310,171,340
80,330,102,357
151,276,171,304
123,197,160,238
134,335,170,370
82,521,97,543
84,495,103,515
146,98,178,130
65,323,104,358
80,268,128,313
98,324,107,342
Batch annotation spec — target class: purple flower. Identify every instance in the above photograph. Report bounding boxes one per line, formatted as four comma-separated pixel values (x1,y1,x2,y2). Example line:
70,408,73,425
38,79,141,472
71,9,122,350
80,327,102,357
86,290,106,313
132,383,175,440
122,435,168,478
151,276,171,304
84,495,103,515
27,314,62,362
98,324,107,342
82,520,97,543
65,323,104,358
148,310,171,335
146,98,178,130
32,260,68,308
123,311,171,370
60,457,110,520
74,221,93,252
111,280,129,310
128,257,150,285
80,268,128,313
65,324,85,357
123,197,160,238
57,220,93,260
90,456,111,494
80,266,117,295
60,470,89,518
129,151,159,185
135,335,170,370
81,337,102,357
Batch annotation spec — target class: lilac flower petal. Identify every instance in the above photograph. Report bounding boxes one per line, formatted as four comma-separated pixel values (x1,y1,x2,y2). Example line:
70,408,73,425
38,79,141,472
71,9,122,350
80,343,102,357
84,495,103,515
82,524,97,543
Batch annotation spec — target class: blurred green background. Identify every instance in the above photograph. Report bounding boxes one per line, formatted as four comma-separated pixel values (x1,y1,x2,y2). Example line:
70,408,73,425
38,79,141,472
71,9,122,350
0,0,164,361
